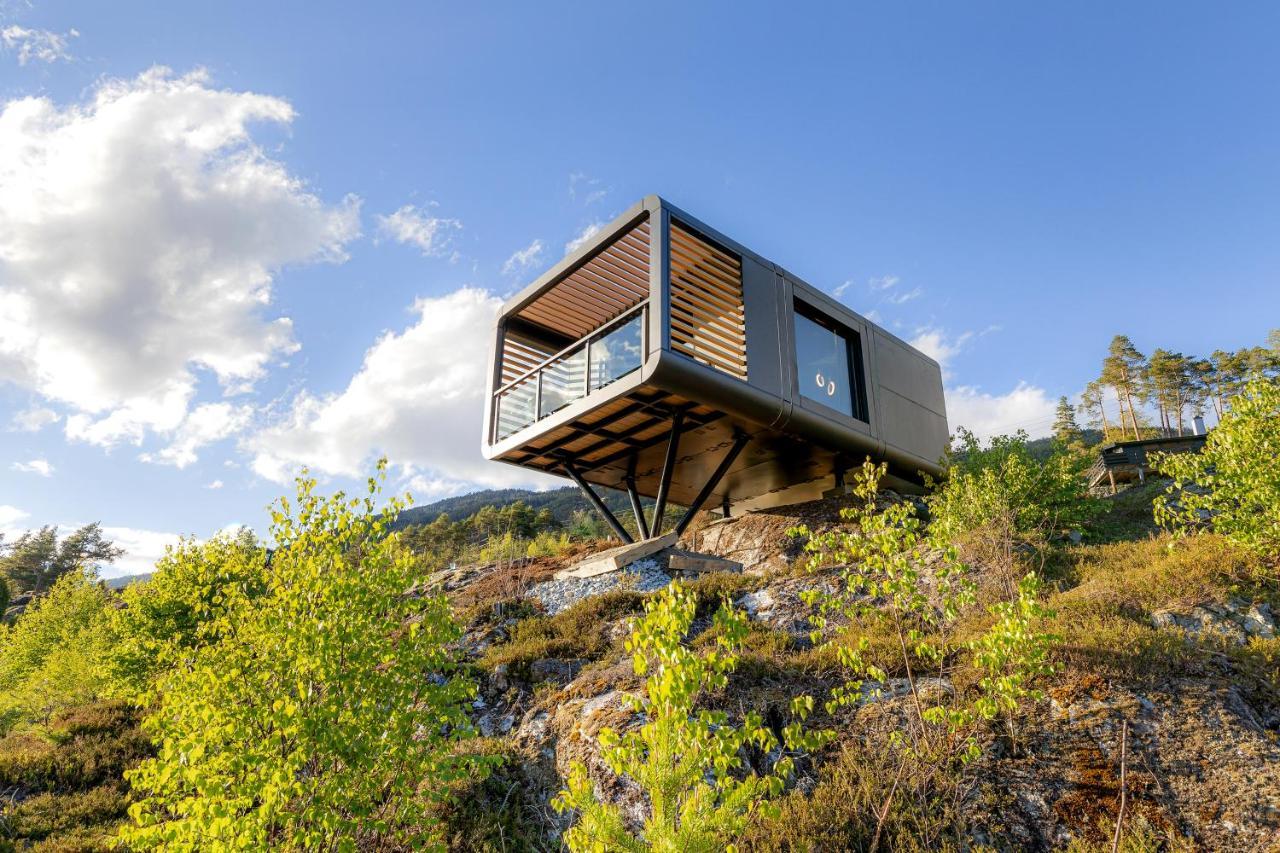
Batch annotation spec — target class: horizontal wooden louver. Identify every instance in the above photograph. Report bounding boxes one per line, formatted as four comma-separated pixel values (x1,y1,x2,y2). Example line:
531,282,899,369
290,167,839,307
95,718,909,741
668,220,747,380
500,334,555,385
515,215,651,340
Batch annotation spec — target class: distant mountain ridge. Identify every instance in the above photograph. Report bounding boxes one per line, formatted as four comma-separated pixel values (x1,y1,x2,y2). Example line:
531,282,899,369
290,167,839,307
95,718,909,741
391,485,636,530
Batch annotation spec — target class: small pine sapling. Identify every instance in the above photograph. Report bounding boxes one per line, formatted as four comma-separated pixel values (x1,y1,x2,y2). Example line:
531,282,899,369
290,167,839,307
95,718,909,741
553,580,829,852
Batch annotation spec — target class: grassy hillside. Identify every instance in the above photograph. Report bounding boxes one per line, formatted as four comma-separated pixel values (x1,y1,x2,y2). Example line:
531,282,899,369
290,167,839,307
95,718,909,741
2,377,1275,849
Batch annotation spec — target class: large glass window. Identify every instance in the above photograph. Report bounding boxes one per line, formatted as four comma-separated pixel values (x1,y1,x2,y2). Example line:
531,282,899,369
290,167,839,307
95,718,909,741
794,302,866,420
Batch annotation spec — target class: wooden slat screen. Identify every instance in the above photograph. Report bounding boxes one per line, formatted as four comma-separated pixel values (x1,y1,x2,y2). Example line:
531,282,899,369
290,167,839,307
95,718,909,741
668,220,747,381
500,333,555,385
515,215,651,340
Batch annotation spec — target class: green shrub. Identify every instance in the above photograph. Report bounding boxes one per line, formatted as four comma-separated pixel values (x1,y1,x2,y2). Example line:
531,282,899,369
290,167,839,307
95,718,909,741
1054,533,1271,617
105,530,266,701
970,572,1058,742
2,785,129,848
685,571,757,617
0,571,111,734
524,530,573,558
795,459,979,765
928,430,1102,599
119,463,492,851
741,743,968,852
434,738,545,852
1154,375,1280,562
553,580,830,852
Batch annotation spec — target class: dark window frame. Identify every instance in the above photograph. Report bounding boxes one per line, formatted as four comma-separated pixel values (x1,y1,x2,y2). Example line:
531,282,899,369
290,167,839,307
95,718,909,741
793,299,869,423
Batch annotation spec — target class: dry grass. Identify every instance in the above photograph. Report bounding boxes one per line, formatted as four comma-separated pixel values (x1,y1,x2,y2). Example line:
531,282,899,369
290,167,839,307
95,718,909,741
0,700,151,851
740,741,971,852
1052,533,1275,616
476,591,647,678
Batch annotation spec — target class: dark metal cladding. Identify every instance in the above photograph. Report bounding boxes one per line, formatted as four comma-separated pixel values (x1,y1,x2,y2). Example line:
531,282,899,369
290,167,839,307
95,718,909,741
481,196,949,520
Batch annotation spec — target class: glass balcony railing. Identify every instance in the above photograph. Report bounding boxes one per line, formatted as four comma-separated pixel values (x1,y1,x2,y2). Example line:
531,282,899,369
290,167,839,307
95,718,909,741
493,307,645,441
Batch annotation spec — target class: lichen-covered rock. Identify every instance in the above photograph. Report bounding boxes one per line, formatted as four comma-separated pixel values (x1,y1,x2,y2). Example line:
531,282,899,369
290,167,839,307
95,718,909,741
1151,598,1277,644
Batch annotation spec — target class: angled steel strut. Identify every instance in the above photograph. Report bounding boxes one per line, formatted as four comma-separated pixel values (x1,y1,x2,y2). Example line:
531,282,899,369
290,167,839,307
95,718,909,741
625,455,650,540
563,460,634,544
672,430,749,536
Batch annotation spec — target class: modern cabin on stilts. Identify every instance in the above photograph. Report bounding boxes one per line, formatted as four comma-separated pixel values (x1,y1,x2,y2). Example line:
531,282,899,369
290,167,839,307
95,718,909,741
481,195,949,543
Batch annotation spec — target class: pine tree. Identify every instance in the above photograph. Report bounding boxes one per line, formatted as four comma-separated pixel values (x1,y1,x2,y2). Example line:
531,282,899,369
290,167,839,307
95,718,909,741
1101,335,1148,439
1079,380,1113,440
1052,396,1083,444
0,523,124,595
1206,350,1237,417
1148,349,1196,436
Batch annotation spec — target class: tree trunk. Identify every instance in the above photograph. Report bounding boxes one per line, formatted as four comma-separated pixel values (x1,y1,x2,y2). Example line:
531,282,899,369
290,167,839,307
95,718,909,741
1122,387,1140,439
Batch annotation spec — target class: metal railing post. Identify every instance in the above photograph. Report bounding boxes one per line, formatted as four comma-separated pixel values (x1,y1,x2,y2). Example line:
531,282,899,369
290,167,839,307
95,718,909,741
534,370,543,423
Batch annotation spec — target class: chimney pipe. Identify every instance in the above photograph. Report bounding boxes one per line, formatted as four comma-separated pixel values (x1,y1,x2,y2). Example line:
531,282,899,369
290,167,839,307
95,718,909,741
1193,414,1206,436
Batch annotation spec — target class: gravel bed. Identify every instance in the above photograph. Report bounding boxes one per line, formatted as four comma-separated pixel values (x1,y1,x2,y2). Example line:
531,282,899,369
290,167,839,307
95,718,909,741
526,558,671,615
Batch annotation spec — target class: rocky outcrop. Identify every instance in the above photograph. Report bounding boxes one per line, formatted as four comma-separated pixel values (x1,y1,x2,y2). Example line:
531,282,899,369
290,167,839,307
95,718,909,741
1151,599,1277,644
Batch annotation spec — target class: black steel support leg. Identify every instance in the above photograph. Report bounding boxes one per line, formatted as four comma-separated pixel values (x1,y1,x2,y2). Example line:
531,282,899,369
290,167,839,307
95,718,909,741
564,462,634,544
650,409,684,536
673,431,750,537
625,456,650,540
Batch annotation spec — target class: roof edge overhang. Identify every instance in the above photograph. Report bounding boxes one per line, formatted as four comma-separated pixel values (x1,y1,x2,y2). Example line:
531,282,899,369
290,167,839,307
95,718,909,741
500,196,658,320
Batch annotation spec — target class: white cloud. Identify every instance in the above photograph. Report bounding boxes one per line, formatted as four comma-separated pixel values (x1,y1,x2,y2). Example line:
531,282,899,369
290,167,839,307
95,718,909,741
832,279,854,299
0,504,29,534
869,275,900,291
565,222,604,255
1,25,76,65
945,382,1056,443
502,239,545,275
10,405,58,432
909,327,975,376
206,479,224,490
139,402,254,468
11,457,52,476
249,287,557,501
99,525,182,578
0,67,360,452
887,286,922,305
568,173,608,205
376,204,461,256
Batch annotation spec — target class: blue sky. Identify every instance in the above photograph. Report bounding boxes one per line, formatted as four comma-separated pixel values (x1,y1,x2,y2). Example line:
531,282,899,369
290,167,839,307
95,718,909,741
2,2,1278,575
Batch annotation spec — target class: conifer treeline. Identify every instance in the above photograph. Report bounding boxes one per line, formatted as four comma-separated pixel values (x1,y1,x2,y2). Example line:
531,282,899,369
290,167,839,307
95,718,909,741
1076,331,1280,441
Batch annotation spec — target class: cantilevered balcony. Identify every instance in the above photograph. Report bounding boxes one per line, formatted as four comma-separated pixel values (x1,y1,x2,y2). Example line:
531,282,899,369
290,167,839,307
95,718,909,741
492,306,645,442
